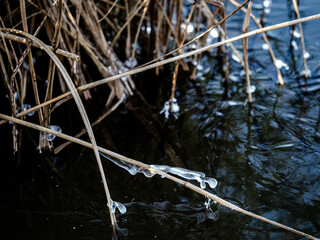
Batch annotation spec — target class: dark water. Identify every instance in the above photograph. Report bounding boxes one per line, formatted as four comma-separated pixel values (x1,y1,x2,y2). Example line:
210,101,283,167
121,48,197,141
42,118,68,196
2,1,320,240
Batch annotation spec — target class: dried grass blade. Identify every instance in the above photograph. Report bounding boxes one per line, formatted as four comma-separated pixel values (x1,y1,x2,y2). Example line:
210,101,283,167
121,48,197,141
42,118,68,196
292,0,309,78
42,0,64,149
131,0,150,59
111,0,145,47
169,2,195,112
229,0,284,85
97,0,119,23
2,33,80,60
242,0,252,103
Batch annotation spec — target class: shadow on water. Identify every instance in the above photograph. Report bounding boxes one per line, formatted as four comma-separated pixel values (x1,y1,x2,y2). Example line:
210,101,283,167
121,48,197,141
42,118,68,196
2,1,320,240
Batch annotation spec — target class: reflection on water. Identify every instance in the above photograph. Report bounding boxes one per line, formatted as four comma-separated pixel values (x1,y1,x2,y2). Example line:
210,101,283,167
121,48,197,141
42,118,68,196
2,1,320,240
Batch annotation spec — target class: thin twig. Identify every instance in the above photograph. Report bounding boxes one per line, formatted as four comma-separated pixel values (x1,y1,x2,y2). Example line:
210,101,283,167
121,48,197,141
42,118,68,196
292,0,309,78
242,0,252,103
1,33,80,60
229,0,284,85
169,2,196,113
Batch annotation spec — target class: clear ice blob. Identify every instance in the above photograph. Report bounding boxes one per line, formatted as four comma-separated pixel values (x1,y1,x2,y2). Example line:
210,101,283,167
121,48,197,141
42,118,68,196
151,165,217,189
275,59,289,70
209,28,219,38
181,23,194,35
124,57,138,68
23,104,35,116
300,68,311,78
262,43,269,50
47,125,62,141
232,54,241,63
292,29,301,38
291,40,298,50
160,97,180,119
246,85,256,94
108,201,127,214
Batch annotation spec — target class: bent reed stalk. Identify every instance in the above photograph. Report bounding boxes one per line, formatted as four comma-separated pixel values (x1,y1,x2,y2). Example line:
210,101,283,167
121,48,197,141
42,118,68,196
0,113,318,240
0,28,118,233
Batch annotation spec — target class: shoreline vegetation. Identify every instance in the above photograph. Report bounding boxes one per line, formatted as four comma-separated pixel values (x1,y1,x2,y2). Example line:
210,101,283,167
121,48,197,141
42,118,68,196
0,0,319,239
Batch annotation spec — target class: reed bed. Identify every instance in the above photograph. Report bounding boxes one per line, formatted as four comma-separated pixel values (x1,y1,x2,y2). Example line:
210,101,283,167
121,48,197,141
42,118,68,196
0,0,319,239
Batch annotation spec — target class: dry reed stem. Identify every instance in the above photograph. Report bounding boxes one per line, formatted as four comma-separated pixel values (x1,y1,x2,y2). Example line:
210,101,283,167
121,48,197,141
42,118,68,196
242,0,252,103
229,0,284,85
0,28,118,232
154,0,183,55
41,0,64,149
138,0,250,70
100,0,125,10
97,0,119,23
0,113,318,240
169,2,195,113
154,0,165,75
131,0,150,59
1,14,319,126
292,0,309,78
2,33,80,60
125,0,131,58
111,0,145,47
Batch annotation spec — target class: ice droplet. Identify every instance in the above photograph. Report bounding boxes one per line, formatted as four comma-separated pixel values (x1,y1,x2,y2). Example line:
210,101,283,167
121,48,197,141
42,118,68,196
262,43,269,50
17,104,35,116
246,85,256,94
263,0,271,8
232,54,241,63
263,0,272,14
300,68,311,78
146,26,151,34
275,59,289,70
181,23,194,35
108,201,127,214
292,29,301,38
291,40,298,51
204,197,213,211
124,57,138,68
304,52,310,59
209,28,219,38
47,125,62,141
23,104,35,116
160,97,180,119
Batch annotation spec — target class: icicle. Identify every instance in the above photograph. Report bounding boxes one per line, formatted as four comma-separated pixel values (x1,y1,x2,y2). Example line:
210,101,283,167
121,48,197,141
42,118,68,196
100,154,218,190
100,153,140,176
151,165,218,189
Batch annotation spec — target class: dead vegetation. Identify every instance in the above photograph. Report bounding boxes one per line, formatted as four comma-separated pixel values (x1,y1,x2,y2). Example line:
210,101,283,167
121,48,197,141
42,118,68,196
0,0,319,239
